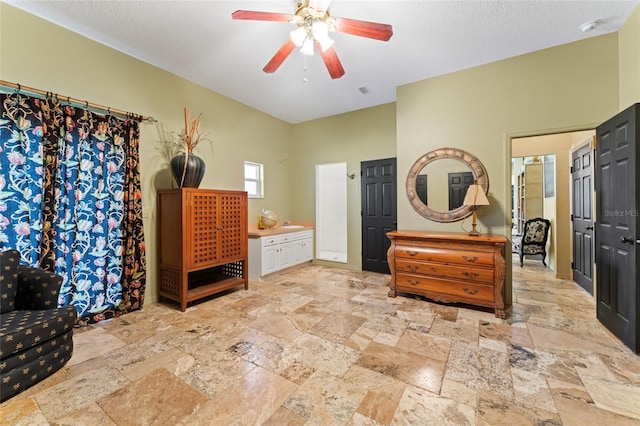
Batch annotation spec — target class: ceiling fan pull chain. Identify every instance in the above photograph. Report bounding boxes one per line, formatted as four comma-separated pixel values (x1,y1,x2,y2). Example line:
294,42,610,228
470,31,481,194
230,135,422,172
303,55,309,82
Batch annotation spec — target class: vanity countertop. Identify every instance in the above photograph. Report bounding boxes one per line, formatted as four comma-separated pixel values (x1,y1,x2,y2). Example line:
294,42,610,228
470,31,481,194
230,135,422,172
248,223,314,238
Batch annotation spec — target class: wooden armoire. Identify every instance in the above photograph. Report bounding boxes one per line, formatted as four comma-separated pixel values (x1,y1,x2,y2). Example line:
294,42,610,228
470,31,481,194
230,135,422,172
157,188,248,311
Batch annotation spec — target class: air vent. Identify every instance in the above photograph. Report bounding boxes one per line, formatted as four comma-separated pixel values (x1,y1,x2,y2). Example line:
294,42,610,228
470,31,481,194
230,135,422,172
358,86,372,95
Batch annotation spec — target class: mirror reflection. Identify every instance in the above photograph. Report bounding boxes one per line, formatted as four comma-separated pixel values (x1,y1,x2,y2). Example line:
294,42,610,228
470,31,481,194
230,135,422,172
416,159,474,212
406,147,489,223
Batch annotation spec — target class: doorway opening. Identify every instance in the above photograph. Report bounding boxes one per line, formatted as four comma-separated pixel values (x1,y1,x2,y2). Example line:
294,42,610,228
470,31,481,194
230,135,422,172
511,130,594,280
512,155,553,264
316,162,347,263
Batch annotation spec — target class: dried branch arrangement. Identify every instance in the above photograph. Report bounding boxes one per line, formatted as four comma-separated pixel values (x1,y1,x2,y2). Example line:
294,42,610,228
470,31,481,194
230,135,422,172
158,107,213,158
182,107,204,153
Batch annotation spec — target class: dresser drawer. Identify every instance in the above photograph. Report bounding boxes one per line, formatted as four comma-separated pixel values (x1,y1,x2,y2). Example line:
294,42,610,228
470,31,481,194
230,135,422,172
394,244,494,266
388,231,507,318
262,236,279,247
396,273,495,303
395,259,495,284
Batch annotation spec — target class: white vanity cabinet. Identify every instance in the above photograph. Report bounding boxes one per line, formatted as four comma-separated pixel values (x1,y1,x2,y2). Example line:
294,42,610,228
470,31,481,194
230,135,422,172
249,229,314,281
261,237,279,276
291,234,313,265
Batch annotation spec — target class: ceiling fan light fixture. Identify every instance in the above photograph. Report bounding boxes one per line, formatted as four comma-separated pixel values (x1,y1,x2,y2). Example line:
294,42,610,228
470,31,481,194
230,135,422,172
318,35,334,52
290,27,307,46
300,37,315,55
232,0,392,79
312,21,329,39
312,20,334,51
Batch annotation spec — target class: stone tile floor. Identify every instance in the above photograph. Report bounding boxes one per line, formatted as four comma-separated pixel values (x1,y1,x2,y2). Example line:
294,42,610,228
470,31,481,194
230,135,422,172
1,260,639,425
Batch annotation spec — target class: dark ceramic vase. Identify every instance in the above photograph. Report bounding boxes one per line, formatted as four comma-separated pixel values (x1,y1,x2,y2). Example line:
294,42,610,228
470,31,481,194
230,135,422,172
170,153,206,188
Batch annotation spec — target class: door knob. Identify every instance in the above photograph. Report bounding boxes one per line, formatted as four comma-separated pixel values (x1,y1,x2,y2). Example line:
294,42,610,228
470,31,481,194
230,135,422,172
586,225,594,231
620,236,635,244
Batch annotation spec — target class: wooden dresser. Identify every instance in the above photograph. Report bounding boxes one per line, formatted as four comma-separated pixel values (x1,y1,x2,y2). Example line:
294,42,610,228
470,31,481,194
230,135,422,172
157,188,248,311
387,231,508,318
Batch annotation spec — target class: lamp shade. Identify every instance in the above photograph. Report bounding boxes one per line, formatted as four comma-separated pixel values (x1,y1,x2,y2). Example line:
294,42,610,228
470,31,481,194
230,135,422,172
463,184,490,206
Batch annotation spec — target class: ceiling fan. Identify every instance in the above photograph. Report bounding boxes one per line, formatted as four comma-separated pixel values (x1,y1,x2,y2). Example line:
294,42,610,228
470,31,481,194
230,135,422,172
232,0,393,79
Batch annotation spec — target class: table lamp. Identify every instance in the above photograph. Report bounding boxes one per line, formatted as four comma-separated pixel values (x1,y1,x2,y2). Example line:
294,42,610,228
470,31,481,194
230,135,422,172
463,182,490,236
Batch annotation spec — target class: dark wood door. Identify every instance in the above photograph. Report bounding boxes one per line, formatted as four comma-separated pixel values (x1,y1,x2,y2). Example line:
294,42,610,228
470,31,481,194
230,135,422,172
416,175,427,205
571,141,595,295
448,172,474,210
595,103,639,353
361,158,397,274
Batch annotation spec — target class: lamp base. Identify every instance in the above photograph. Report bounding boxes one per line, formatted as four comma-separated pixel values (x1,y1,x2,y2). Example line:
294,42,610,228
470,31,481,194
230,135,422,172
468,209,481,236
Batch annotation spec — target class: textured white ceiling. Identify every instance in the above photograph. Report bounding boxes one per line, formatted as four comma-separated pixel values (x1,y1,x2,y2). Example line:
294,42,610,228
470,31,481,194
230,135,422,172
5,1,639,123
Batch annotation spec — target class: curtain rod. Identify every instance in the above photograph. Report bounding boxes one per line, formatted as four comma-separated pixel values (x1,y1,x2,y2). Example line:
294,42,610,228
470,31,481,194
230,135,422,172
0,80,157,124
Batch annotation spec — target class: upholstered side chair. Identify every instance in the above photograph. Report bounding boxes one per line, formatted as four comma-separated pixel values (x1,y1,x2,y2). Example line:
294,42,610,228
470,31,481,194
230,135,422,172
519,217,551,267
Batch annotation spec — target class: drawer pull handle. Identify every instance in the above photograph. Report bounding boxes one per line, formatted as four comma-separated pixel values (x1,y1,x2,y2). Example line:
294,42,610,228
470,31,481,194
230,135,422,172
462,272,479,279
407,279,421,286
405,250,419,257
407,265,419,272
462,256,479,263
463,287,479,295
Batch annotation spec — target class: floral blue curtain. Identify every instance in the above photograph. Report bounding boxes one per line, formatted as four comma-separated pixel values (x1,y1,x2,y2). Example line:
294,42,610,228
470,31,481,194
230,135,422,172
0,92,146,325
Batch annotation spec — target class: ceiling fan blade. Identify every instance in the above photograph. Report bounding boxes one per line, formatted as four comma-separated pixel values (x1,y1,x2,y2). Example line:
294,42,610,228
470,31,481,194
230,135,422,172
263,39,296,73
309,0,332,13
318,45,345,79
333,17,393,41
232,10,294,22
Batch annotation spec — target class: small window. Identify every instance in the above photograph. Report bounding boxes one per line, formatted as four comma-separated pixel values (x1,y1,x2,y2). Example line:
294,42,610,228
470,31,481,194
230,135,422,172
244,161,264,199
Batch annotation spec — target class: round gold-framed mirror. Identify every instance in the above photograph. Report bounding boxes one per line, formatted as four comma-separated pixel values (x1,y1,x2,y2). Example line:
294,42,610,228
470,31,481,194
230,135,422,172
407,147,489,222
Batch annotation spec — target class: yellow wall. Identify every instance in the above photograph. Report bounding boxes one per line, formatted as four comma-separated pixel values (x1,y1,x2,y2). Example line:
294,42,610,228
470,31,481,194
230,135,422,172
543,192,557,271
619,4,640,109
2,2,639,306
0,4,293,302
397,34,619,232
290,104,397,269
397,35,621,304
